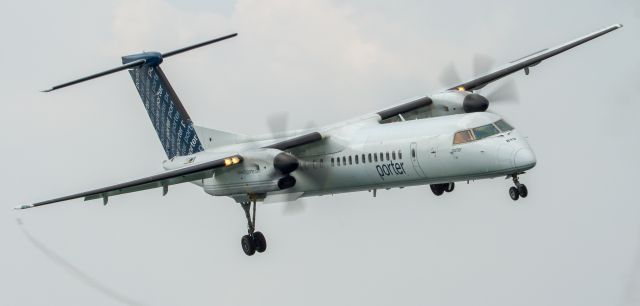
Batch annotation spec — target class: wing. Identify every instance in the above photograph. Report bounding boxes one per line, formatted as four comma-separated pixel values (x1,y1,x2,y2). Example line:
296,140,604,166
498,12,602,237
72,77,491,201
15,155,243,210
373,24,622,120
448,24,623,91
15,131,324,210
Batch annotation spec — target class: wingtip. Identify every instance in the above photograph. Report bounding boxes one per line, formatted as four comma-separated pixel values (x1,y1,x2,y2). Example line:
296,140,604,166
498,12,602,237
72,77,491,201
14,204,33,210
616,23,623,28
40,88,53,93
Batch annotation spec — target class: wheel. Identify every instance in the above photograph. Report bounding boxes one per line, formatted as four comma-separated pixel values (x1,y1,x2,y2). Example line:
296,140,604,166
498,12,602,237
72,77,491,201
518,184,528,198
509,187,520,201
445,182,455,193
241,234,256,256
253,231,267,253
430,184,445,196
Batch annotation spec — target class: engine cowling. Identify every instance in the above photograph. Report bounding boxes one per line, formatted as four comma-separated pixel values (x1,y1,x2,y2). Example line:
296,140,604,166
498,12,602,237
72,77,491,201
202,148,300,196
462,93,489,113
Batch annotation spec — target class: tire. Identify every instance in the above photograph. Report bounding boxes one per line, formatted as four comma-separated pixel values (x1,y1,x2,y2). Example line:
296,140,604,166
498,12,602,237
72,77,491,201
253,231,267,253
241,235,256,256
445,182,455,193
430,184,445,196
518,185,528,198
509,187,520,201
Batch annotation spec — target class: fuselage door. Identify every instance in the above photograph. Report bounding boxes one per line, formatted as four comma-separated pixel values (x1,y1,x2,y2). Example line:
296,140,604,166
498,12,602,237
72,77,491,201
410,142,426,177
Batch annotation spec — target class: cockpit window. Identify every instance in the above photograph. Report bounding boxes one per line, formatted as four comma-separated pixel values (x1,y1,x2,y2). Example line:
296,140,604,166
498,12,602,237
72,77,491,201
472,124,500,140
453,130,474,144
494,119,514,132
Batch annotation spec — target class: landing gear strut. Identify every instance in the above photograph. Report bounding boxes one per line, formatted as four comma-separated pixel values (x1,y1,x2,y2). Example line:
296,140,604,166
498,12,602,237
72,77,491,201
240,200,267,256
508,174,528,201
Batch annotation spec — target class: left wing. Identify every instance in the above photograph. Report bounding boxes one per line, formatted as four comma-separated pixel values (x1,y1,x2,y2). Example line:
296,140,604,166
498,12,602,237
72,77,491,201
15,155,242,210
448,24,623,91
373,24,622,120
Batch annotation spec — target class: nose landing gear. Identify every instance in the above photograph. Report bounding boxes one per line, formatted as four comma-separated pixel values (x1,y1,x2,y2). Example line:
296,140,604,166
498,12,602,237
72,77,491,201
240,200,267,256
508,174,528,201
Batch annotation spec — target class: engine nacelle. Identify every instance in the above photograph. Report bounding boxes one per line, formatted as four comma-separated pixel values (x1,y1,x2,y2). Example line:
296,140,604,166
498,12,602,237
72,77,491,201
202,148,299,196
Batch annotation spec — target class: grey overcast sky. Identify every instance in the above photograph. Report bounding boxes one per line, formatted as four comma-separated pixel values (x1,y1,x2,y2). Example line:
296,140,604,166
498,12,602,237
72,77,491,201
1,0,639,305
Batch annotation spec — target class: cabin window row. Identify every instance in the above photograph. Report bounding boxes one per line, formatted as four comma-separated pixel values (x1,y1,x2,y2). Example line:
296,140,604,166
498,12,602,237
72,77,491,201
330,150,402,167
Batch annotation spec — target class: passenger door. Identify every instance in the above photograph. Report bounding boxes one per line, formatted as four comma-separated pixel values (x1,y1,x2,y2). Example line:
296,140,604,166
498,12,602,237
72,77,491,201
410,142,426,177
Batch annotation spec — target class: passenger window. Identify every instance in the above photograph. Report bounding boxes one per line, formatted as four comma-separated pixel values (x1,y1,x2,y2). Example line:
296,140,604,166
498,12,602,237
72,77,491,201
494,119,514,132
342,157,346,165
472,124,500,140
337,157,341,166
453,130,474,144
320,159,324,168
398,150,402,159
374,154,378,162
355,155,359,164
379,153,383,161
386,152,390,160
362,154,366,164
348,156,352,165
411,148,416,158
331,158,335,167
392,151,396,160
368,153,372,163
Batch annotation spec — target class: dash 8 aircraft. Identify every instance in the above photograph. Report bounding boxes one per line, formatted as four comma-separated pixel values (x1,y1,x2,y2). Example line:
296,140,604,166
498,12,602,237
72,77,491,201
17,24,622,256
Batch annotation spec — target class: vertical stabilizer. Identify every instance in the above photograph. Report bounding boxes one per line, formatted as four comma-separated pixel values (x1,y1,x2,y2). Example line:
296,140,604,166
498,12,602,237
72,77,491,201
123,53,204,159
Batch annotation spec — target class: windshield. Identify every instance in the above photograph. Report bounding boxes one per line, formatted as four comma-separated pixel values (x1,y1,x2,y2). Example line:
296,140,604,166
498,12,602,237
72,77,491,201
453,130,474,144
472,124,500,140
452,119,515,145
494,119,514,132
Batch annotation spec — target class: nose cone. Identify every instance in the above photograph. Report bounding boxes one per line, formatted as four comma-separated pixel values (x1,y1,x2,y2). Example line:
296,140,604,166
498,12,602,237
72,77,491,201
514,148,536,170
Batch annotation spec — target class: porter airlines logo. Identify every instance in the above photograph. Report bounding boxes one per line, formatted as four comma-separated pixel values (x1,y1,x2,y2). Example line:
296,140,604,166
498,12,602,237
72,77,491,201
376,161,407,180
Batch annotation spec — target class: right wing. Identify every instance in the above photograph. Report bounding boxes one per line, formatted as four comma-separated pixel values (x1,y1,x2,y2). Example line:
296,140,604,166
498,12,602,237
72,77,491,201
15,131,325,210
15,155,242,210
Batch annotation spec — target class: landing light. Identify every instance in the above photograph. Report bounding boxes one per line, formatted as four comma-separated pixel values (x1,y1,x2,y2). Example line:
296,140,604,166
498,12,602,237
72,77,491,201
457,86,465,91
224,156,242,166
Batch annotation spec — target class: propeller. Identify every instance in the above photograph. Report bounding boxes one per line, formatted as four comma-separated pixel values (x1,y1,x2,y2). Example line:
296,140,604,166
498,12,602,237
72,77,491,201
439,53,519,112
265,112,311,215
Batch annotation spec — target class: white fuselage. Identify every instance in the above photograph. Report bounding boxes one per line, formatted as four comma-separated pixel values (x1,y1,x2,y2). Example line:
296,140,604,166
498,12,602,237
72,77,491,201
165,112,536,203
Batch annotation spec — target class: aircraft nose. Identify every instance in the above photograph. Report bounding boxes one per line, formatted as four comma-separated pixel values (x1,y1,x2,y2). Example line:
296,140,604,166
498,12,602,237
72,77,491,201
514,148,536,169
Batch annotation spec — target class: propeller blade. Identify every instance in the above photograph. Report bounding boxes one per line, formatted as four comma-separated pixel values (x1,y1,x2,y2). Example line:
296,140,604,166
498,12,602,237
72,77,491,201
266,112,289,137
439,62,462,87
42,59,145,92
473,54,495,77
282,199,307,216
162,33,237,58
485,79,519,103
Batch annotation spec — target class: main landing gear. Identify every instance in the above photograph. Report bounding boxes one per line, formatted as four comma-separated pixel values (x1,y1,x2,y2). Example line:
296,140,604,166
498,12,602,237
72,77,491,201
240,201,267,256
508,174,528,201
430,182,455,196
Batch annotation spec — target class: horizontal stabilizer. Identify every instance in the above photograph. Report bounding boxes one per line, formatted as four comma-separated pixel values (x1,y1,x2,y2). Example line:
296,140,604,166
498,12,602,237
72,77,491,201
42,33,237,92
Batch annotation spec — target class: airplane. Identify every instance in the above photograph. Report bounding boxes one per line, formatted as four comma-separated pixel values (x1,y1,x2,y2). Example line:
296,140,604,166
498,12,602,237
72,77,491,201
16,24,622,256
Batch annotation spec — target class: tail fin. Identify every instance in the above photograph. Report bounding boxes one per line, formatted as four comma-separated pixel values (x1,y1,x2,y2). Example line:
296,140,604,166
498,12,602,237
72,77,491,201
123,53,203,159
